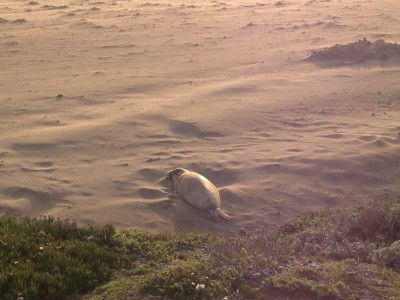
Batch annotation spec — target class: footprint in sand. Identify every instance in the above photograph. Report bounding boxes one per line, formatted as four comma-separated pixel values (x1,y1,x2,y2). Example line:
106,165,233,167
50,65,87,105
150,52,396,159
359,135,396,147
138,188,166,199
320,133,343,139
1,186,67,215
186,165,240,187
358,135,376,142
12,142,55,153
169,120,222,138
139,168,165,182
21,161,55,172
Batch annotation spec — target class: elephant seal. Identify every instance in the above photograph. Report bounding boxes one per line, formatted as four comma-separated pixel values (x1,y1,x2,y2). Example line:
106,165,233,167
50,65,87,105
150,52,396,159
168,168,232,221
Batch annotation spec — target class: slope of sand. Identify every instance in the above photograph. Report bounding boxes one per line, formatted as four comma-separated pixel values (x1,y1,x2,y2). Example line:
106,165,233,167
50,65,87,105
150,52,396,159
1,0,400,234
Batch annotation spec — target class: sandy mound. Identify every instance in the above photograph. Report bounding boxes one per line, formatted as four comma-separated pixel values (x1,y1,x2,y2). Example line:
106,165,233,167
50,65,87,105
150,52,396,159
307,39,400,66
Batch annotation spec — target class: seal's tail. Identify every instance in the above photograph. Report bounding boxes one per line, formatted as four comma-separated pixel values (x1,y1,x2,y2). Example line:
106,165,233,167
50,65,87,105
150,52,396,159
215,208,232,221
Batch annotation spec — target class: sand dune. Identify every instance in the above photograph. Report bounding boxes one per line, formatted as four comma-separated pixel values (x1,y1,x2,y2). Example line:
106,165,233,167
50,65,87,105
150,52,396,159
1,0,399,234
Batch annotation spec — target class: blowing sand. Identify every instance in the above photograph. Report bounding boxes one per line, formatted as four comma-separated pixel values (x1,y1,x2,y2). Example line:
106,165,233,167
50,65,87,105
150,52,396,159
1,0,400,234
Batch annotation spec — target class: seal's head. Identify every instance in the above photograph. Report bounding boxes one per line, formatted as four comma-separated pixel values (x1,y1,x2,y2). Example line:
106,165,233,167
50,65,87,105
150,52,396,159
168,168,186,183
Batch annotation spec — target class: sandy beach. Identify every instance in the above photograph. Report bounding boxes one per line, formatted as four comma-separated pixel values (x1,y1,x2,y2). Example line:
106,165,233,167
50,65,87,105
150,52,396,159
1,0,399,234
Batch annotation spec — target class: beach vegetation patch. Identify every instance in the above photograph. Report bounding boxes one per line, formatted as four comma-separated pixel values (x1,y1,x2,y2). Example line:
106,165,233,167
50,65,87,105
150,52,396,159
1,200,400,299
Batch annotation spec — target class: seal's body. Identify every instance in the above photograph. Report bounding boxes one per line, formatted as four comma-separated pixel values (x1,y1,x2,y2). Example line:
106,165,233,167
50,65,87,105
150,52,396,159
169,168,231,221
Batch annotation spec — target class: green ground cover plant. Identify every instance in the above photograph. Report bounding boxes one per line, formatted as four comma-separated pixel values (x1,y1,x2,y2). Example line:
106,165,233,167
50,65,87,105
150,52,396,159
0,217,124,299
1,199,399,299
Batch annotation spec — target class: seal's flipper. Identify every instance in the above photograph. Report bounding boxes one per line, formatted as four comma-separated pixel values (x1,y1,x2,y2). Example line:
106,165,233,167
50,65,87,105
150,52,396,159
211,208,231,221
